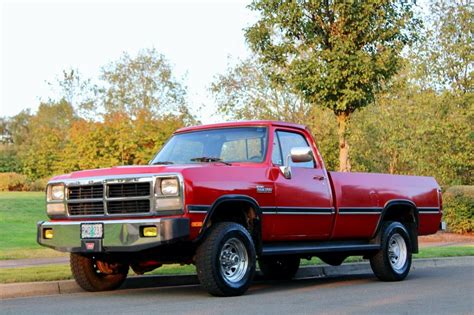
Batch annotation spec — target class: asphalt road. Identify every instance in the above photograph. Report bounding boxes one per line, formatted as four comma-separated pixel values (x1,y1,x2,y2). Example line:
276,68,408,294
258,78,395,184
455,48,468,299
2,264,473,315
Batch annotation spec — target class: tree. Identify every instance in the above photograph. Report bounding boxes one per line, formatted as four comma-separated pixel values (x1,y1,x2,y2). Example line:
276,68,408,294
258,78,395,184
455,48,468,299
18,100,76,179
212,59,311,122
349,69,473,187
412,0,473,93
100,48,189,119
49,69,98,119
56,112,187,174
212,58,339,170
245,0,420,171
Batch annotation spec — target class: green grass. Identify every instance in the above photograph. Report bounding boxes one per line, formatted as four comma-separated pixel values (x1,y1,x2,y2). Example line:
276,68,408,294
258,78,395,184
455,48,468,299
0,192,58,259
0,265,73,283
0,263,196,284
0,246,472,284
0,192,47,249
414,245,474,258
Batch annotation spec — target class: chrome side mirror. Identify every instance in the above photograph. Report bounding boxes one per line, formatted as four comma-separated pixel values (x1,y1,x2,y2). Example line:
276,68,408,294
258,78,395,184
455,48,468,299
290,146,314,163
279,147,313,179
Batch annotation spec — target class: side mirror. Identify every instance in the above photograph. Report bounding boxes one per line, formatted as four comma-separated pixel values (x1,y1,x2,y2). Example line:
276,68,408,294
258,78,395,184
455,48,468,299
280,146,313,179
290,146,313,163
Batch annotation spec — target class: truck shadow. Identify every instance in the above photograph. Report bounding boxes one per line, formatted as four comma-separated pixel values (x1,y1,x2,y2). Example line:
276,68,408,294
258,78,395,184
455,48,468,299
115,272,404,298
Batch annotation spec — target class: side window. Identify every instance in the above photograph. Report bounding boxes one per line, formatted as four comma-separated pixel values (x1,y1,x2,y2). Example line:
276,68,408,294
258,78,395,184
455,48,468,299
276,131,314,168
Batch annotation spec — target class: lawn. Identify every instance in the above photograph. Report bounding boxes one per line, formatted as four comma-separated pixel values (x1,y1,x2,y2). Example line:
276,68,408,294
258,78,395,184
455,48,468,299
0,192,68,259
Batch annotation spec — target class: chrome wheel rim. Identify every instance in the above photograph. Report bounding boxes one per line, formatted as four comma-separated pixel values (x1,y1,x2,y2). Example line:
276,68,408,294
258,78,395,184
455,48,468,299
388,233,407,272
219,237,248,283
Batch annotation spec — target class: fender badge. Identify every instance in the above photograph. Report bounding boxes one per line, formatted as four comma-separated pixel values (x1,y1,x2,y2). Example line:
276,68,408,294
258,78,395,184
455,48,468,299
256,185,273,194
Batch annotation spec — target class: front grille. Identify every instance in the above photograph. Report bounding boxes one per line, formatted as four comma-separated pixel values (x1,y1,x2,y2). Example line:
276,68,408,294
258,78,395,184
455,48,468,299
108,183,150,198
68,185,103,199
68,202,104,216
107,200,150,214
65,180,153,216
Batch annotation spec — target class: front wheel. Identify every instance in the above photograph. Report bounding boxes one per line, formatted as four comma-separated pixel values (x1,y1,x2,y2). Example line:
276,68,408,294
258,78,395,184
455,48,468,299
195,222,256,296
70,253,128,291
370,221,412,281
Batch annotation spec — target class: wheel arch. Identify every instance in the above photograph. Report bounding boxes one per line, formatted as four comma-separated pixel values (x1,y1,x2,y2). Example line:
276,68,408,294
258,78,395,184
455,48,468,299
195,194,263,254
373,199,419,253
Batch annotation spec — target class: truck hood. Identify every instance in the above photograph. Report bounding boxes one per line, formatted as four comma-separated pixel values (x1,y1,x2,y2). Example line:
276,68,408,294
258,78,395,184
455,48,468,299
50,164,217,181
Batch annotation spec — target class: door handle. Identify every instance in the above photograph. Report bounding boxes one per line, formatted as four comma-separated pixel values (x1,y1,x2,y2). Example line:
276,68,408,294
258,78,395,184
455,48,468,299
313,175,325,181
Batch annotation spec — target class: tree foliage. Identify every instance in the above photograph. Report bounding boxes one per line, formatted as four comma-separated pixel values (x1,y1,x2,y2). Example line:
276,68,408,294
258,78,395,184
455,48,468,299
412,0,473,93
100,48,189,119
245,0,421,171
0,49,196,180
212,58,339,170
17,100,76,179
56,112,186,174
349,72,473,187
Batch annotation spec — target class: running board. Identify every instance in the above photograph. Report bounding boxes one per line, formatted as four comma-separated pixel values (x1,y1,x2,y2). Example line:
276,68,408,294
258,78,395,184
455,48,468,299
261,240,381,256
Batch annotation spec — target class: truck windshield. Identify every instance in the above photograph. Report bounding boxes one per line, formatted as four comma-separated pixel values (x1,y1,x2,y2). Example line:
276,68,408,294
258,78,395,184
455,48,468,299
150,127,268,165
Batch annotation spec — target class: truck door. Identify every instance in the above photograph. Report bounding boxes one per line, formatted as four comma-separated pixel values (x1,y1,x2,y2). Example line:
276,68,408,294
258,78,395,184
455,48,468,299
270,129,334,240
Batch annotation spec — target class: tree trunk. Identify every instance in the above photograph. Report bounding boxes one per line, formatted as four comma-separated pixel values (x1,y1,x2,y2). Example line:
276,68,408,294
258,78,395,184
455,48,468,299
336,112,351,172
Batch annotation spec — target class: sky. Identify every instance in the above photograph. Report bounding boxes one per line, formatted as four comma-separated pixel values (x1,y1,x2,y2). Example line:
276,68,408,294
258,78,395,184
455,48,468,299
0,0,257,123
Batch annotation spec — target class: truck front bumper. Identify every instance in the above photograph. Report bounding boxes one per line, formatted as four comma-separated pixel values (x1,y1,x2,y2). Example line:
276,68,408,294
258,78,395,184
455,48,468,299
37,218,190,253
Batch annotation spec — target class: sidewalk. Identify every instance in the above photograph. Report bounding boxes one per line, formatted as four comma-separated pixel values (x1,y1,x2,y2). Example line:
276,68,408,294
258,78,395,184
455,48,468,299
0,257,68,269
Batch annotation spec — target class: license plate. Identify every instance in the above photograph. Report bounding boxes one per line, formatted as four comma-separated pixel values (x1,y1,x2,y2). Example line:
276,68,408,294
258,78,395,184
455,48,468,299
81,223,103,239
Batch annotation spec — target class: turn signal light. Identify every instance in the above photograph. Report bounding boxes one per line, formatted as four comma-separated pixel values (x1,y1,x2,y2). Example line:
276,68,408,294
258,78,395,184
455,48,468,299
191,221,203,228
142,226,158,237
44,228,54,239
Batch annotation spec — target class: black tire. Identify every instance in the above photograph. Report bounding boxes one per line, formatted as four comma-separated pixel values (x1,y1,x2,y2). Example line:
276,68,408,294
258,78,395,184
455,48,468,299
195,222,256,296
370,221,412,281
258,256,300,280
70,253,128,292
319,254,347,266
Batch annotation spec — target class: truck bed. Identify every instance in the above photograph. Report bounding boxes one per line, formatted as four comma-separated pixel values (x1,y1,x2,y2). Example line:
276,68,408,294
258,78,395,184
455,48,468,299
328,171,442,238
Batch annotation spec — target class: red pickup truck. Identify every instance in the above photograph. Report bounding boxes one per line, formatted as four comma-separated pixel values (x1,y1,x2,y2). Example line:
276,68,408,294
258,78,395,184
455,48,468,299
37,121,442,296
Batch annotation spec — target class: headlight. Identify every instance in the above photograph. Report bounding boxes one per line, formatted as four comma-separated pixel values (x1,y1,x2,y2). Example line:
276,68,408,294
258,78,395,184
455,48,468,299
48,184,65,201
154,176,183,212
160,178,179,196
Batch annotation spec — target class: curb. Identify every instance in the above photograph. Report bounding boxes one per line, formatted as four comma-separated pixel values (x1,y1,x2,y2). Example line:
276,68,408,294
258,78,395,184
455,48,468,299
1,256,472,300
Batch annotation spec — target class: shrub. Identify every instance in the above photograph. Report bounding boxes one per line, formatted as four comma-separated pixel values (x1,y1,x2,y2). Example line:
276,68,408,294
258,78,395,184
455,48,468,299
443,186,474,234
26,178,49,192
0,172,29,191
0,173,48,191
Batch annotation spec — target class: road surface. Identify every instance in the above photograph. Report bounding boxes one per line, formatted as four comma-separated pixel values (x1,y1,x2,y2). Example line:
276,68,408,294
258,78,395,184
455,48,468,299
2,264,473,315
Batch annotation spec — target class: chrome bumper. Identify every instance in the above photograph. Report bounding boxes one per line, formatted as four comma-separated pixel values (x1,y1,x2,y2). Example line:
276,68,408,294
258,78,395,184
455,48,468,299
37,218,190,253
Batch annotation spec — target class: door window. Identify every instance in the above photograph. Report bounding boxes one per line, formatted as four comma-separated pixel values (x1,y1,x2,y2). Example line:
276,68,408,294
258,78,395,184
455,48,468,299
275,131,314,168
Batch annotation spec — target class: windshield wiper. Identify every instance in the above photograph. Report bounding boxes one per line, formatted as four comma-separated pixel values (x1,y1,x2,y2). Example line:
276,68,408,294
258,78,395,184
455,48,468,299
190,157,232,166
152,161,174,165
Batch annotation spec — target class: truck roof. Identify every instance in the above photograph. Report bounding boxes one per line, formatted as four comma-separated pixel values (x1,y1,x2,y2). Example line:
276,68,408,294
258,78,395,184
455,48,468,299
175,120,307,134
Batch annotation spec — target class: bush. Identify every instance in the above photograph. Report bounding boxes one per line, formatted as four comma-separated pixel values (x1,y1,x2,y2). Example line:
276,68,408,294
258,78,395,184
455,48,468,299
443,186,474,234
26,178,49,192
0,172,29,191
0,173,48,191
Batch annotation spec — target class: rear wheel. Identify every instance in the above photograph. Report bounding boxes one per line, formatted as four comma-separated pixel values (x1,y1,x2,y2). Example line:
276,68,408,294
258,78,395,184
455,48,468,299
370,221,412,281
258,256,300,280
195,222,256,296
70,253,128,291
